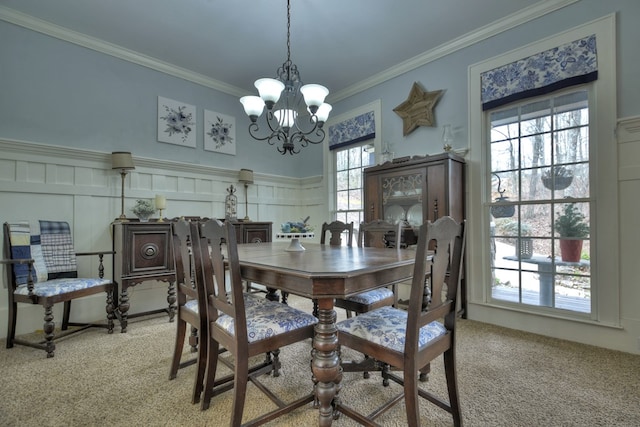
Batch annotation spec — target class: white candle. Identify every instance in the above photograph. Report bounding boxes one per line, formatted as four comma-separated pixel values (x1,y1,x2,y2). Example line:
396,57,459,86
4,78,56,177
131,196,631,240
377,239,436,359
155,194,166,210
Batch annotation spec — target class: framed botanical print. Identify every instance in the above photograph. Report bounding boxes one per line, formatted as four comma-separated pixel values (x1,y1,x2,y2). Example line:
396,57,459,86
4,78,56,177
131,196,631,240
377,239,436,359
158,96,196,148
204,109,236,155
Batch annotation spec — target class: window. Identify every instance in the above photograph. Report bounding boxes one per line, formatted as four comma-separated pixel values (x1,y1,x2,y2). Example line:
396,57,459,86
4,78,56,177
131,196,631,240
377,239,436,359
489,89,591,314
334,142,375,237
468,15,619,326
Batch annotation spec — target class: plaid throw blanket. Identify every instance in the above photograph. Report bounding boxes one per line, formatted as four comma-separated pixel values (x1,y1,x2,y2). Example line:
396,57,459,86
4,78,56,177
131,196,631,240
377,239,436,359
8,221,78,285
39,220,77,279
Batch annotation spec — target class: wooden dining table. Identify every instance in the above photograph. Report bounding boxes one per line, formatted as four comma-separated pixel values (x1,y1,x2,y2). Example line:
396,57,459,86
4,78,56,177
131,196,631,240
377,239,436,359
236,241,416,427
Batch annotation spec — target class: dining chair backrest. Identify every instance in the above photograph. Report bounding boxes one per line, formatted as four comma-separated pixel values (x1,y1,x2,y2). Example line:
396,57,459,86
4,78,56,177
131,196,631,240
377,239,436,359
320,220,354,246
172,218,198,305
168,218,209,404
357,219,402,248
193,219,246,343
407,217,466,347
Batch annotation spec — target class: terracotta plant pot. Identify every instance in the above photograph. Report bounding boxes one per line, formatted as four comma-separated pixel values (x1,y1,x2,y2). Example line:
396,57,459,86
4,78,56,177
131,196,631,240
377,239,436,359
559,239,583,262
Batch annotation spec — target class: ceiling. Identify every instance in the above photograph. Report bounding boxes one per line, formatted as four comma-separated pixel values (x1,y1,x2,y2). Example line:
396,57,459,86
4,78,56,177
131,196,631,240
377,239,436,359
0,0,567,101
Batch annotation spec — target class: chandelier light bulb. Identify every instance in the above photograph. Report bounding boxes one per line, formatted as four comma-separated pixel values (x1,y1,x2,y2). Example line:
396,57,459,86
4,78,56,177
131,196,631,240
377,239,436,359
255,78,285,109
274,109,297,128
314,103,332,124
240,96,266,121
300,84,329,113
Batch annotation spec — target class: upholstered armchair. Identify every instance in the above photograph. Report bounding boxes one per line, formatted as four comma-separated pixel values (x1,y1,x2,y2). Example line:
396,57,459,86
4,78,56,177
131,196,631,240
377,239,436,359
2,220,115,357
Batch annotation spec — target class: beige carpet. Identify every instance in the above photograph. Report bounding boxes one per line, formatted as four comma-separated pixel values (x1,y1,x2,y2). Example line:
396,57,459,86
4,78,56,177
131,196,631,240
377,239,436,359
1,296,639,427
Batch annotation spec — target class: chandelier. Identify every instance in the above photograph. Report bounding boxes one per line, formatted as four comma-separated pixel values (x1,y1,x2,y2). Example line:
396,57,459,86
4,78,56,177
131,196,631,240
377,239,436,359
239,0,331,155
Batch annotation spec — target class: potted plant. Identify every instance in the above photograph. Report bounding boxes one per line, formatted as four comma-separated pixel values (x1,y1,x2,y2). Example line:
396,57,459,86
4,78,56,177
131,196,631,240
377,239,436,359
131,199,156,222
541,166,574,190
554,203,589,262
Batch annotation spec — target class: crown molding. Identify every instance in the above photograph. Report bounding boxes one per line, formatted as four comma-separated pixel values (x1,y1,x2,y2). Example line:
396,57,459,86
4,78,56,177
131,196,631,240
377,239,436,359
0,5,247,98
329,0,579,102
1,0,579,102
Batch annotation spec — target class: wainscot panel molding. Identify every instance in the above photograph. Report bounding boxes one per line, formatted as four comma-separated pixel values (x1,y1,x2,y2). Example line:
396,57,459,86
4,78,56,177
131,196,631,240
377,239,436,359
618,116,640,182
0,138,324,338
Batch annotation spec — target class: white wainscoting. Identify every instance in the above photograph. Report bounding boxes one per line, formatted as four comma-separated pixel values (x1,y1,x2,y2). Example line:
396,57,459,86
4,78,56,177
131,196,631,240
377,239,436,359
0,138,326,338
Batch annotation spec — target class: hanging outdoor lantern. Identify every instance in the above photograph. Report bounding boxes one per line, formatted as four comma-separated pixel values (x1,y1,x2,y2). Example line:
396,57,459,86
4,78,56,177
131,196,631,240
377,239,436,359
490,173,515,218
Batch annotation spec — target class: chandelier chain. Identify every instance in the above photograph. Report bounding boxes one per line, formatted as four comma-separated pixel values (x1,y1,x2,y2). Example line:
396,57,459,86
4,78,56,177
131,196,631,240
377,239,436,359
286,0,291,64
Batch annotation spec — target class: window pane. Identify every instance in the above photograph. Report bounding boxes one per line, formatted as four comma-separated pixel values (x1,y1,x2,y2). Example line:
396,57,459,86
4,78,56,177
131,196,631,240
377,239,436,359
336,190,349,211
336,150,348,171
336,170,349,191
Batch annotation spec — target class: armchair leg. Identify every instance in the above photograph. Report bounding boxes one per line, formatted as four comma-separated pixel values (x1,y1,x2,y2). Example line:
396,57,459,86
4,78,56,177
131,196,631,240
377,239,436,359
6,302,17,349
43,304,56,358
106,290,115,334
62,301,71,330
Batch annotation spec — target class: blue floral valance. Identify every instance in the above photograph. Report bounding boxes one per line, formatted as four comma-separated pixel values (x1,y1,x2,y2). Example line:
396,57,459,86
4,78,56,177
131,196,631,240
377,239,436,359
329,110,375,150
481,34,597,111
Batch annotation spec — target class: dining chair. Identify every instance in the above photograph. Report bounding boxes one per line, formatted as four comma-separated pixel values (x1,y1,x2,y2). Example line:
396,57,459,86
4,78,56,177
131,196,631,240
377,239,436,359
194,219,318,424
280,220,353,315
336,216,466,427
2,220,115,358
334,219,402,318
168,218,208,404
169,218,270,405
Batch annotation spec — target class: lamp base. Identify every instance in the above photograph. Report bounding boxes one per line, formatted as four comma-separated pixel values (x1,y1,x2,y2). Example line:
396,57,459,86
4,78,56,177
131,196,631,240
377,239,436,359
158,209,164,222
243,215,251,222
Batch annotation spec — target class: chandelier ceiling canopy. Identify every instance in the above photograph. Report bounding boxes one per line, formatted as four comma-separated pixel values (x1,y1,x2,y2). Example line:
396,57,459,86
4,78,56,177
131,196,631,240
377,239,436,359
239,0,331,155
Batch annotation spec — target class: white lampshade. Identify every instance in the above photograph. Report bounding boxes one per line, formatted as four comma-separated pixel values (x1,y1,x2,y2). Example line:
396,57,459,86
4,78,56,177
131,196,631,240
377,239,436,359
240,96,265,119
274,109,297,128
111,151,135,170
155,194,166,210
254,78,285,107
300,84,329,111
314,103,332,123
239,168,254,184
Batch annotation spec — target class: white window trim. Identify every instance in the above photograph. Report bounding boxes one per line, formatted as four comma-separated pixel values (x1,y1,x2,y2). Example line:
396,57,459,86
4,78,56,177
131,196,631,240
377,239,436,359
468,14,619,326
323,99,382,216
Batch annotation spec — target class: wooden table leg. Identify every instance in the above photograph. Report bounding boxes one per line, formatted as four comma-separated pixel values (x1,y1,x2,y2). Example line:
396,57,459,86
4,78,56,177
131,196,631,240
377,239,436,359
312,297,342,426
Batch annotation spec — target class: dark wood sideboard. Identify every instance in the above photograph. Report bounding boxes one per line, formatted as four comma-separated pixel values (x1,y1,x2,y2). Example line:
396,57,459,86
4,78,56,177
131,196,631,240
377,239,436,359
112,219,272,332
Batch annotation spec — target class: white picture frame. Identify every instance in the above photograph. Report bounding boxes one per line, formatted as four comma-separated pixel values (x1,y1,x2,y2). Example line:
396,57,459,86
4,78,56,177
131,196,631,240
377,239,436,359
157,96,196,148
204,109,236,155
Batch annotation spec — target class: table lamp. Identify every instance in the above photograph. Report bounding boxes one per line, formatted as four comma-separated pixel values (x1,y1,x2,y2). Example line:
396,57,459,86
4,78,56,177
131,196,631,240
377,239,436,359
155,194,167,222
111,152,135,221
238,168,254,221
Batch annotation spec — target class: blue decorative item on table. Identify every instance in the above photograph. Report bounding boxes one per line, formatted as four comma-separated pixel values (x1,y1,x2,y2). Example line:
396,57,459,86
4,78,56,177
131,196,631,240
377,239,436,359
281,216,314,233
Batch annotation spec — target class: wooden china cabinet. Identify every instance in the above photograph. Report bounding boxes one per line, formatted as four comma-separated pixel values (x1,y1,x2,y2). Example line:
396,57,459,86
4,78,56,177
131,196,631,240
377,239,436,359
364,152,465,238
363,152,466,312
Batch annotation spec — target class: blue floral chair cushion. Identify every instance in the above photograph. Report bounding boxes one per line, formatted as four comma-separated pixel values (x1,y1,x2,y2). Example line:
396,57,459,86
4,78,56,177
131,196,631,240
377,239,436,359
14,277,112,297
184,292,266,314
216,300,318,343
336,306,447,353
344,287,393,305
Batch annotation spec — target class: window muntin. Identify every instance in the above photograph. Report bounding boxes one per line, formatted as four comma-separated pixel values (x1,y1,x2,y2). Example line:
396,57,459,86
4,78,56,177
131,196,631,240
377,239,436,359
489,89,591,314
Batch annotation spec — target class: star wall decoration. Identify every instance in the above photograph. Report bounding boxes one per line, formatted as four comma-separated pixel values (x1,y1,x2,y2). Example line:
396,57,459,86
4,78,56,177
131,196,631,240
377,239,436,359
393,82,444,136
